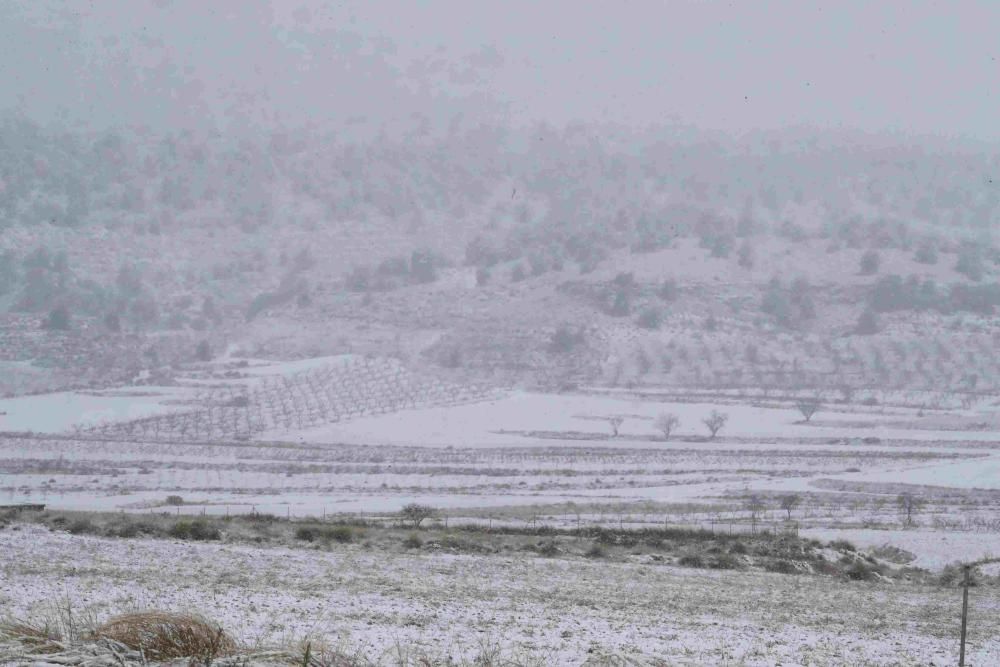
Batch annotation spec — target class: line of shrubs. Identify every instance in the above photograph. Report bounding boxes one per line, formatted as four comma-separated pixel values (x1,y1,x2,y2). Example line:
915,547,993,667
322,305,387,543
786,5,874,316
49,515,222,542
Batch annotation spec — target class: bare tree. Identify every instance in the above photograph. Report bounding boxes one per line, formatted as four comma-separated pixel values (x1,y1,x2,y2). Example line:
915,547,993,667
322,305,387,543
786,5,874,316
743,494,766,533
796,398,822,422
897,493,923,527
702,410,729,439
654,413,680,441
607,415,625,437
778,494,801,520
400,503,437,528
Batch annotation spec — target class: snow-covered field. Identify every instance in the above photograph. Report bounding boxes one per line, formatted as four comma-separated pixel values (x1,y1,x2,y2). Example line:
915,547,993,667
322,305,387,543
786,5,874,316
2,383,999,570
1,523,996,666
270,390,1000,447
0,386,195,433
2,369,1000,664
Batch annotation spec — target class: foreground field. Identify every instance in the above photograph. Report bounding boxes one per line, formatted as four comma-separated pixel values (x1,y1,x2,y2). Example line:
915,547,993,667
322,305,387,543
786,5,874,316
3,367,1000,664
0,521,994,666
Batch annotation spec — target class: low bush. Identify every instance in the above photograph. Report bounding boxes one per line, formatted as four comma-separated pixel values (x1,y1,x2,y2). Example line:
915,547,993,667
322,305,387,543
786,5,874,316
677,554,703,568
326,525,356,543
708,553,743,570
871,544,916,564
294,526,321,542
67,519,98,535
538,541,560,557
403,533,423,549
845,560,879,581
585,543,606,559
828,539,857,552
105,520,158,539
764,559,798,574
168,519,220,541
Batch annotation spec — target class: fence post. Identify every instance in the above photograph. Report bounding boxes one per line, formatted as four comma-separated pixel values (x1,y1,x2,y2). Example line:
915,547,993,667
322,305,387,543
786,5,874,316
960,565,970,667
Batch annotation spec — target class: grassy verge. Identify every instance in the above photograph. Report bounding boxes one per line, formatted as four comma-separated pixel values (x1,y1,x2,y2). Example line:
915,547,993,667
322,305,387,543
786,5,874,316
1,507,933,584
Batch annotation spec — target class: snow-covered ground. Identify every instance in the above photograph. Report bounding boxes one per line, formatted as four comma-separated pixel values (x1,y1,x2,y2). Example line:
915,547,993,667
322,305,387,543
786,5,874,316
800,527,998,570
3,378,1000,573
0,357,356,434
0,386,195,433
271,390,1000,447
2,377,1000,664
0,524,995,666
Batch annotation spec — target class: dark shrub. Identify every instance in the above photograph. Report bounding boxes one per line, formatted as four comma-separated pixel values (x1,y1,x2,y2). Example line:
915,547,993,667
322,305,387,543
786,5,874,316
658,279,679,302
709,553,743,570
677,554,703,568
538,541,559,557
829,539,857,552
636,307,662,330
169,519,220,541
548,325,584,354
42,305,71,330
765,559,798,574
295,526,320,542
67,518,98,535
326,525,355,543
859,250,880,275
106,522,140,539
728,541,749,555
846,560,878,581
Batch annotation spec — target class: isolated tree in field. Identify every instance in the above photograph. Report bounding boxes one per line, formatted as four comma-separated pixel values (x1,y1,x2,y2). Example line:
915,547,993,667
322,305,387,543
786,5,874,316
897,493,923,527
400,503,436,528
796,398,822,422
654,413,680,441
607,415,625,437
702,410,728,439
743,494,766,532
779,494,801,520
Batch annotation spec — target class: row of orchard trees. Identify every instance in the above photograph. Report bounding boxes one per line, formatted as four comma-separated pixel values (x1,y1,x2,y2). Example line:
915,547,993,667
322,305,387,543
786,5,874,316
78,358,501,442
598,400,823,441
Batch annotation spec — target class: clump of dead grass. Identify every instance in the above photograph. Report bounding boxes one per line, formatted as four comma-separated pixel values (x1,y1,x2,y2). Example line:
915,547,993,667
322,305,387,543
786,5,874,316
0,618,65,653
91,611,237,661
0,597,97,653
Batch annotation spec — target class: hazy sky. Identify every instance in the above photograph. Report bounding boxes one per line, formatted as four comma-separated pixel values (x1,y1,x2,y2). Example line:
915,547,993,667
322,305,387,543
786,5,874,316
1,0,998,139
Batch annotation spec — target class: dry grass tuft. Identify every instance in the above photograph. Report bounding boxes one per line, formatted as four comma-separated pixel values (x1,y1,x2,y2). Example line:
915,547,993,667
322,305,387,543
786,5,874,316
92,611,237,661
0,618,65,653
0,598,97,654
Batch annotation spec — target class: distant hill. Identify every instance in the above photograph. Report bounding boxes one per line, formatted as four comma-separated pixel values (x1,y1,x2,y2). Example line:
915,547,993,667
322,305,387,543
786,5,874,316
0,118,998,398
